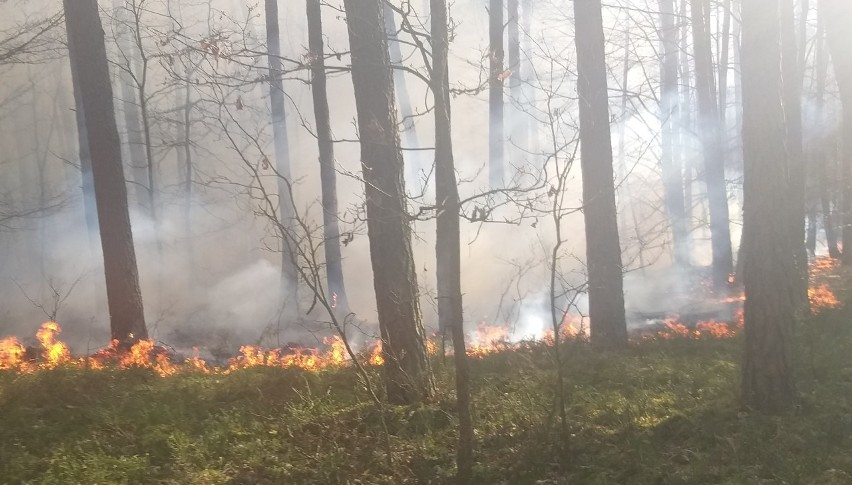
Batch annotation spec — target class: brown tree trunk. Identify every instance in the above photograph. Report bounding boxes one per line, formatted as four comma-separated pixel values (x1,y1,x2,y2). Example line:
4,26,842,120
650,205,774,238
573,0,628,349
781,0,809,312
112,0,151,216
814,4,840,258
432,1,473,479
740,0,797,415
825,0,852,264
265,0,300,315
343,0,432,405
382,3,422,184
307,0,350,315
489,0,504,188
660,0,689,267
64,0,147,345
691,0,734,288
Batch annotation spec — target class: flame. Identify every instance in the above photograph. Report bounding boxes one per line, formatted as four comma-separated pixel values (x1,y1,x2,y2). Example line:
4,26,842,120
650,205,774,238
809,284,840,311
0,337,27,370
369,341,384,366
35,322,71,368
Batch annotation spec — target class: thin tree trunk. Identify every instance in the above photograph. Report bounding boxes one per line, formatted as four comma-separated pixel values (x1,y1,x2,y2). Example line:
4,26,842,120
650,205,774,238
265,0,300,315
508,0,523,156
574,0,628,349
307,0,350,315
432,0,473,479
814,3,840,258
680,0,694,263
382,3,422,184
740,0,797,414
343,0,432,404
824,0,852,264
691,0,734,287
64,0,147,345
489,0,504,188
660,0,688,266
781,0,809,310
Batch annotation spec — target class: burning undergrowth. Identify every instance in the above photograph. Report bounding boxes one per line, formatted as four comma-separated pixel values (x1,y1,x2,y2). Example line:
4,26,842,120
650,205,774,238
0,258,843,376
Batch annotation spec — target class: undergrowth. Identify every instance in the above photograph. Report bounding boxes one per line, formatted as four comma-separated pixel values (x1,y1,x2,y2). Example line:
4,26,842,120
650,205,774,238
3,305,852,484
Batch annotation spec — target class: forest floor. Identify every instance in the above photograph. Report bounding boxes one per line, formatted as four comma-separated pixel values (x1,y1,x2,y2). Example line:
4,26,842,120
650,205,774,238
4,274,852,484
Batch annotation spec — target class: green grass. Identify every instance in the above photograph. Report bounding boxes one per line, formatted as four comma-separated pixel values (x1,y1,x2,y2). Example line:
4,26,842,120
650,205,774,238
3,306,852,484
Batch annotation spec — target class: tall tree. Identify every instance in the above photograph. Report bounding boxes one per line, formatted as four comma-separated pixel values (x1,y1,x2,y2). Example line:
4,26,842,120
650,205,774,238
507,0,523,155
573,0,628,349
306,0,350,315
64,0,147,345
740,0,797,414
781,0,808,310
489,0,504,188
691,0,734,287
112,0,152,216
814,1,840,258
432,0,473,479
824,0,852,265
343,0,432,404
264,0,300,314
382,3,422,185
659,0,689,267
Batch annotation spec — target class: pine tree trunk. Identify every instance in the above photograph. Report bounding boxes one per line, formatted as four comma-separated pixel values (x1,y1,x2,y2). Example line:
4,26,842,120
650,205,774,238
781,0,809,312
660,0,688,267
691,0,734,287
64,0,147,345
307,0,350,315
824,0,852,264
814,4,840,258
740,0,797,415
573,0,628,349
343,0,432,404
489,0,504,188
382,3,422,184
432,1,473,478
265,0,300,315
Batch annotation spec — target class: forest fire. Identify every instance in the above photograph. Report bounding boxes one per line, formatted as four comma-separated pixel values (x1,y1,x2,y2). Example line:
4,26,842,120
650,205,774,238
0,273,842,375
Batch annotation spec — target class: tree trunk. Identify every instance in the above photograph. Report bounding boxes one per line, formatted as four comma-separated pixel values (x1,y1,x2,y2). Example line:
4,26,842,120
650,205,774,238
489,0,504,188
691,0,734,287
307,0,350,315
507,0,523,156
343,0,432,405
265,0,300,315
780,0,809,311
660,0,689,267
432,1,473,479
740,0,797,415
382,3,422,185
64,0,147,345
69,56,99,247
814,4,840,258
824,0,852,264
573,0,628,349
112,0,151,216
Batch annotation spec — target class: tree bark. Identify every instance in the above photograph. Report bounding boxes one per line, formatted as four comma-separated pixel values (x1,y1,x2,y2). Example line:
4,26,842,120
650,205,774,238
432,1,473,479
824,0,852,264
64,0,147,345
814,3,840,258
264,0,300,315
307,0,350,315
343,0,432,404
781,0,809,312
489,0,504,188
574,0,628,349
382,3,422,184
740,0,797,415
660,0,689,267
691,0,734,287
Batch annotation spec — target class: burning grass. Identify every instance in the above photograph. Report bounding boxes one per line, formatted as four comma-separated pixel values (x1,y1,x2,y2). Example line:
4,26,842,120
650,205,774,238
3,301,852,484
